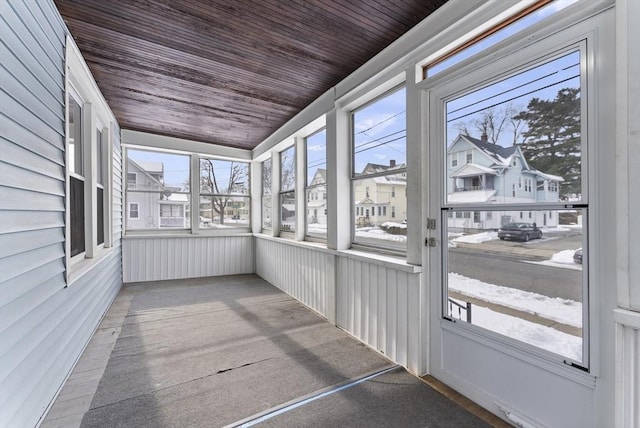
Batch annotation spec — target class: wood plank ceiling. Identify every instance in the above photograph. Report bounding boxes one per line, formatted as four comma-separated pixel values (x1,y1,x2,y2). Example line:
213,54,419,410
54,0,447,150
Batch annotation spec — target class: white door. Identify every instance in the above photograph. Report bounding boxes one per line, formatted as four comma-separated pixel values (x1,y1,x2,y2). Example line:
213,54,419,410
421,6,614,427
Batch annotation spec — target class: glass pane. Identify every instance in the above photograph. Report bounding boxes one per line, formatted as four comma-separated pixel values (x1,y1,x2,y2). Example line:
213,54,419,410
445,208,585,362
262,158,272,195
96,129,104,185
426,0,578,78
199,196,250,228
68,97,83,176
306,185,327,238
306,129,326,186
353,87,406,177
200,159,249,195
280,146,295,192
280,191,295,233
262,195,272,230
126,149,190,230
446,51,581,205
353,178,406,251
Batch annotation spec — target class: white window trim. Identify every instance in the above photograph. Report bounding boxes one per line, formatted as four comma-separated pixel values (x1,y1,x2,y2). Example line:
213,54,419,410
65,35,115,285
129,202,140,219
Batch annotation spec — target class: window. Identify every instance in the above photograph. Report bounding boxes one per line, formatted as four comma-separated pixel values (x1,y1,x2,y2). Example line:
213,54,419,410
280,146,295,233
441,48,587,364
424,0,578,78
451,155,458,167
466,152,473,163
305,129,327,239
125,149,190,230
352,86,407,251
65,39,113,276
68,96,85,257
199,158,250,229
262,158,272,230
129,203,139,219
127,173,137,189
96,128,105,246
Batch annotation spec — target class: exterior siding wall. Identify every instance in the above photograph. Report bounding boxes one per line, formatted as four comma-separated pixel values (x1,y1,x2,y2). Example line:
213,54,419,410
255,237,333,317
0,2,123,427
123,235,254,283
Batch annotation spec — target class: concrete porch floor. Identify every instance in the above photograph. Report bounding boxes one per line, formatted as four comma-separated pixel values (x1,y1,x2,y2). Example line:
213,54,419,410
41,274,509,428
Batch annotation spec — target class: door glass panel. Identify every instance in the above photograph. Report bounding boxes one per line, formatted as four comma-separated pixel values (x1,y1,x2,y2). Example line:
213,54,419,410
442,50,586,364
445,208,585,361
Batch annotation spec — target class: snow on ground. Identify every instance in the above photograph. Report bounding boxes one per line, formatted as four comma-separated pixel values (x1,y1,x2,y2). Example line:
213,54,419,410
355,227,407,242
451,231,498,244
449,273,582,327
527,248,582,271
466,303,582,361
449,273,583,360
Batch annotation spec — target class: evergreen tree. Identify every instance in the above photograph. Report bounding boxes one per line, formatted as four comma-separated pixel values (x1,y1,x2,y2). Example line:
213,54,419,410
513,88,581,199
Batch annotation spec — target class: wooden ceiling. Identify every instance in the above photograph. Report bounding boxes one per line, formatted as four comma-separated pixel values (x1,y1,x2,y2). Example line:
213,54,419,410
54,0,447,150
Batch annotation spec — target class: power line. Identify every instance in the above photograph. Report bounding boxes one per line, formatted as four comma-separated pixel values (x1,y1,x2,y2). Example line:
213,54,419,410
447,74,579,123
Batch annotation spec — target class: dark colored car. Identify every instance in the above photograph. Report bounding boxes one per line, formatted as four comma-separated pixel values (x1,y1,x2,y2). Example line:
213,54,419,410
498,222,543,242
573,248,583,264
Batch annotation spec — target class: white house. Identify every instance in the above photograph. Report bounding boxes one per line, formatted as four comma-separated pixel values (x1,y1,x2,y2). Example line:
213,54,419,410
126,159,189,229
354,161,407,226
447,134,563,229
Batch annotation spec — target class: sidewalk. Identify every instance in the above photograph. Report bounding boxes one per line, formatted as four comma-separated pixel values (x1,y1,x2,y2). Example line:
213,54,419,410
453,241,556,261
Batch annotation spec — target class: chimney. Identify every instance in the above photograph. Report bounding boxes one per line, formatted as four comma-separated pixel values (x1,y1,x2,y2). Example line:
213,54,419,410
480,132,488,143
390,159,396,167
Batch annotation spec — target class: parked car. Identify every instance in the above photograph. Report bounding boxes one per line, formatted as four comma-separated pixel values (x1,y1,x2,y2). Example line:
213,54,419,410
573,248,583,264
498,222,543,242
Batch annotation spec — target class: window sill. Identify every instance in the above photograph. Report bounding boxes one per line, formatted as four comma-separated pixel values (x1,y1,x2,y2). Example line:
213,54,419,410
124,231,253,239
67,247,114,286
338,248,421,274
254,234,421,273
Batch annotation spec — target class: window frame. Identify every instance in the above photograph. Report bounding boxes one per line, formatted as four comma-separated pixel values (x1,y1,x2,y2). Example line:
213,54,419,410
304,128,328,241
424,35,592,369
64,35,115,284
279,145,296,235
350,84,408,254
198,156,251,231
124,147,192,232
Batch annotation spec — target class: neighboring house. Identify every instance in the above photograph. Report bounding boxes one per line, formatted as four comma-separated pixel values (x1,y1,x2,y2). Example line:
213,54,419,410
127,159,189,229
354,160,406,226
447,134,563,229
308,168,327,225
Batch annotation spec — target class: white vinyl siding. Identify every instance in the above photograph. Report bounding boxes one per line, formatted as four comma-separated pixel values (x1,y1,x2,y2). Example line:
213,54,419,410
0,2,123,426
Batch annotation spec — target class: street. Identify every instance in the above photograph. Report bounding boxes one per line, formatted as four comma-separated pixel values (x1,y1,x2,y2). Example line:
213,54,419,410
448,247,583,301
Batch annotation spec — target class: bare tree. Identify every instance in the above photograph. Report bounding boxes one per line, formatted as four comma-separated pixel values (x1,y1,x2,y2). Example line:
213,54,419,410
200,159,247,224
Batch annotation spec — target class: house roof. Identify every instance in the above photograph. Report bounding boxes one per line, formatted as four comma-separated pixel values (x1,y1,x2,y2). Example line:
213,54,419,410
460,135,517,160
451,163,498,178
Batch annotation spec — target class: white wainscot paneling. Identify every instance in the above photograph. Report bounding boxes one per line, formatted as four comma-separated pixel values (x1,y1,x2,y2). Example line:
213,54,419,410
615,309,640,428
123,235,254,283
337,254,421,374
255,237,333,319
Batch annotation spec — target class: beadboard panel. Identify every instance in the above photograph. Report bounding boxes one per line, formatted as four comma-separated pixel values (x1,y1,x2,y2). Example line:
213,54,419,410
337,256,421,374
123,235,254,283
255,237,333,317
0,2,123,426
615,309,640,428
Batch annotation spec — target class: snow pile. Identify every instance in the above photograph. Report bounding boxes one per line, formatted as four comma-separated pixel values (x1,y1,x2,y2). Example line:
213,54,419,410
451,231,498,244
551,249,579,264
381,221,407,229
448,273,582,327
356,227,407,242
